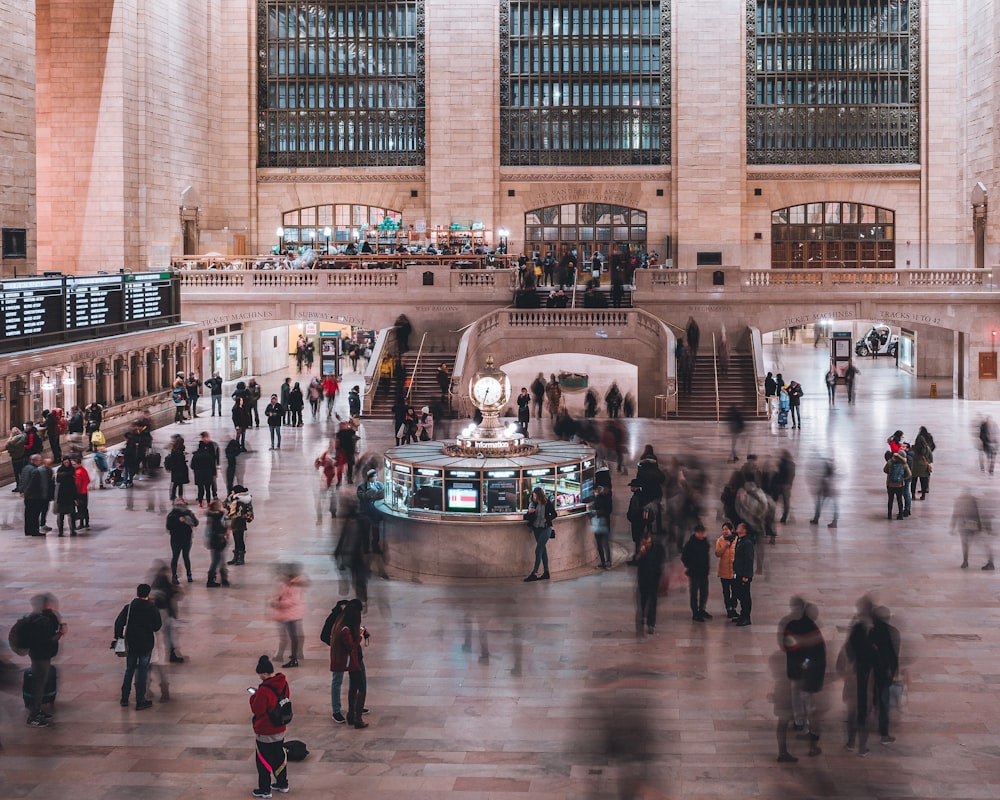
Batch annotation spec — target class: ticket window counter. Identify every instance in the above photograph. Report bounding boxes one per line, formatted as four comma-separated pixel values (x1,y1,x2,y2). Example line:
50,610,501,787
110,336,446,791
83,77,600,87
383,456,596,517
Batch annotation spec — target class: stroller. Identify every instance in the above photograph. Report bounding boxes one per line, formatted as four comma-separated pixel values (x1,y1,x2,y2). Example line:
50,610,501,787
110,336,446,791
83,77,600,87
104,450,130,488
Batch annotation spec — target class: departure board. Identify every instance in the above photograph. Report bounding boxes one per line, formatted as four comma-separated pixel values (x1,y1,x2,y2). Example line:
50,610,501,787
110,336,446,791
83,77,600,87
1,278,65,338
125,272,174,320
65,275,124,329
0,272,180,353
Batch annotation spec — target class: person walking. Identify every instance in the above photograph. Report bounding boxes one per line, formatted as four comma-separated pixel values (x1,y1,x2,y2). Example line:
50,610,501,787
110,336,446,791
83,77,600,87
20,454,48,537
779,597,826,755
189,439,216,507
21,592,67,727
271,564,307,669
733,522,755,626
634,528,666,634
523,486,556,582
844,597,899,754
951,488,993,570
322,373,339,419
715,521,738,619
825,364,837,406
114,583,162,710
249,655,291,797
809,457,839,528
681,523,712,621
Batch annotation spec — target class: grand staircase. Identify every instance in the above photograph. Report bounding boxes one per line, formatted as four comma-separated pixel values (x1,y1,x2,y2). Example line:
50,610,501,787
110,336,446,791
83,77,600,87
367,352,455,419
674,353,764,421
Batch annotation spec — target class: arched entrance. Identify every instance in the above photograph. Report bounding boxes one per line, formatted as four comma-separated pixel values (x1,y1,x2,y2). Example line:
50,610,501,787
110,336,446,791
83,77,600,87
523,202,651,266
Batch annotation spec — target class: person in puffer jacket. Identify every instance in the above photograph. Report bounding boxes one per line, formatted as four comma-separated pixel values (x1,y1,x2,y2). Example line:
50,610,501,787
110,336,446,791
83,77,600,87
250,655,290,797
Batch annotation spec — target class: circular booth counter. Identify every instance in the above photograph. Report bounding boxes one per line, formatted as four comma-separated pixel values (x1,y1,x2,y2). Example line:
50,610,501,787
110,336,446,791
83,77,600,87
379,440,600,580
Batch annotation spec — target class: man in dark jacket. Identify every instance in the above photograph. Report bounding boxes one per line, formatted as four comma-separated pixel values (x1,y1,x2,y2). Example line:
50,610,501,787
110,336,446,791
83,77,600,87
204,372,224,416
166,498,198,584
24,592,67,726
845,598,899,753
20,454,48,536
780,597,826,753
634,529,666,635
681,523,712,622
264,394,285,450
114,583,163,710
733,522,755,626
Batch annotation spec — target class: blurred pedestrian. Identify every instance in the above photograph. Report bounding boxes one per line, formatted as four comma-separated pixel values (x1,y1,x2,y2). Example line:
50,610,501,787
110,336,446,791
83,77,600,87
634,529,666,635
979,415,996,473
779,597,826,754
843,596,899,753
271,564,308,668
681,523,712,621
951,487,994,570
589,483,612,570
20,593,67,727
809,457,839,528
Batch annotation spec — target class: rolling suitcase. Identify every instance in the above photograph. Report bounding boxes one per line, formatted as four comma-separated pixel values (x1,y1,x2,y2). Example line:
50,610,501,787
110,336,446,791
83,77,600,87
23,665,58,709
777,408,789,428
145,451,162,470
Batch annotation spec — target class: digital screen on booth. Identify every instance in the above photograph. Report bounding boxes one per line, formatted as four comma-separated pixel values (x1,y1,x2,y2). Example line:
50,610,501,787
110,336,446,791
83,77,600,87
446,481,479,512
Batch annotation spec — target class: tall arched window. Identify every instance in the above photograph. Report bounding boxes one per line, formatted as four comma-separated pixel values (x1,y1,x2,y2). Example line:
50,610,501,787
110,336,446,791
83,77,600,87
524,202,648,264
281,204,402,250
258,1,425,167
771,202,894,269
501,1,670,166
748,1,919,164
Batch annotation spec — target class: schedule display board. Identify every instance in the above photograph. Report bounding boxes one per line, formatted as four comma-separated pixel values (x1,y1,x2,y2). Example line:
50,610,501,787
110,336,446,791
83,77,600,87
65,275,125,329
0,272,180,353
2,278,65,339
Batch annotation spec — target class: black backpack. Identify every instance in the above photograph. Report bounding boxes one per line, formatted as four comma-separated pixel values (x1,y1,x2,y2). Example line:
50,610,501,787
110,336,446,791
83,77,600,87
8,614,37,656
260,683,293,726
284,740,309,761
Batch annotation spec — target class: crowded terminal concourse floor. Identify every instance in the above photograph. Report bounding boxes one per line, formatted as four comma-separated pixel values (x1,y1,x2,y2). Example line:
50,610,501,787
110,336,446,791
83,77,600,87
1,344,999,800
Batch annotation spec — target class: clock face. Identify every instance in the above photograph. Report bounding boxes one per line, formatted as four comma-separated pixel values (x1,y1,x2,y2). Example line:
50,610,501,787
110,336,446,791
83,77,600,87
472,376,504,406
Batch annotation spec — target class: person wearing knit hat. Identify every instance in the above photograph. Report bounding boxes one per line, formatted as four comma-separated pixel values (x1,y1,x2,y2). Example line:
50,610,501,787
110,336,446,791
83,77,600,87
250,654,290,797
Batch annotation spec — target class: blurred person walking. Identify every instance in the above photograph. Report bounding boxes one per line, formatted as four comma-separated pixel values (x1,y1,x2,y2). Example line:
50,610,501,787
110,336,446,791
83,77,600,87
634,528,666,634
271,564,308,668
779,597,826,754
681,523,712,621
18,593,67,727
951,487,994,570
166,498,198,584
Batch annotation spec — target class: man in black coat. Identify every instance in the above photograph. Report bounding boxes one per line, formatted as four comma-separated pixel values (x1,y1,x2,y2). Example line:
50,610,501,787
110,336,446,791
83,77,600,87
681,523,712,621
24,593,67,726
733,522,755,626
114,583,162,710
779,597,826,753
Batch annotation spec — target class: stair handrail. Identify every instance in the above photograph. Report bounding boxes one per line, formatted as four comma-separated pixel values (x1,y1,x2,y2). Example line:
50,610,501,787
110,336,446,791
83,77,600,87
362,326,397,415
712,332,721,422
406,332,428,403
748,326,766,416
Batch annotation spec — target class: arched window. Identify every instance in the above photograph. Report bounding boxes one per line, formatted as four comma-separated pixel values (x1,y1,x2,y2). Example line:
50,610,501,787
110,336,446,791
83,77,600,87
281,204,403,251
771,202,894,269
748,1,919,164
258,1,425,167
501,1,670,166
524,202,648,265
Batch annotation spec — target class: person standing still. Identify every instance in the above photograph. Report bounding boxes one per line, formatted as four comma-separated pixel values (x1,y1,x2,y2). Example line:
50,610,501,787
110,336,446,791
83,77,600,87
114,583,162,710
733,522,755,626
681,523,712,622
265,394,284,450
825,364,837,407
249,655,291,797
787,380,804,429
715,521,738,619
523,486,556,582
204,372,223,416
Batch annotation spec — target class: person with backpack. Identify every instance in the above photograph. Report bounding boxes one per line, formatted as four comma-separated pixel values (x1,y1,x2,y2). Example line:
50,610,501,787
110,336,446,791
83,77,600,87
171,374,188,424
883,449,911,521
249,655,291,797
320,600,350,722
12,592,67,727
226,485,254,566
6,426,27,492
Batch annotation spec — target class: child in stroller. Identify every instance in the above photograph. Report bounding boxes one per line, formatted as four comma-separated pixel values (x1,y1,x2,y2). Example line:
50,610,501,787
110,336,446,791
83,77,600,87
103,450,129,488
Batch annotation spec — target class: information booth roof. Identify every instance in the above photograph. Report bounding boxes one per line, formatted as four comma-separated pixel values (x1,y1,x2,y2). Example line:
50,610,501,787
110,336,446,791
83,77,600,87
383,440,595,470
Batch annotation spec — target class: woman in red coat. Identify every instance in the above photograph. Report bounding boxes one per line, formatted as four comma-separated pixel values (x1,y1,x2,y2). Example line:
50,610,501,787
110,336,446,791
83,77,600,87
330,599,370,728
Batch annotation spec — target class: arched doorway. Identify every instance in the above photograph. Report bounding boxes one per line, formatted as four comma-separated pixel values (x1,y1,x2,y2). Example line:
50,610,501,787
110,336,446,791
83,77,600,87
523,202,650,267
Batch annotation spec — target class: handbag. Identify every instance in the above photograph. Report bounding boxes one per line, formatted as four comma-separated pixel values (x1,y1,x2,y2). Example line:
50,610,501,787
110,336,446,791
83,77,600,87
112,602,130,657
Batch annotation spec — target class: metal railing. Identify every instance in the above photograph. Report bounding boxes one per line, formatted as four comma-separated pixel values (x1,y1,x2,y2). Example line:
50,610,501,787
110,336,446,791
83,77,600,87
405,332,428,404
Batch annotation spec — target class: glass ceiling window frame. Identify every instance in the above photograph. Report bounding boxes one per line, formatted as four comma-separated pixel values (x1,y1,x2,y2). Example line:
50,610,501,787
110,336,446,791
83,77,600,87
257,1,426,168
747,0,920,165
500,1,671,166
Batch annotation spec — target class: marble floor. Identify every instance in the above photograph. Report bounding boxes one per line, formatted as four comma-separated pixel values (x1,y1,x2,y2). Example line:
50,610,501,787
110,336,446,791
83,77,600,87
2,344,1000,800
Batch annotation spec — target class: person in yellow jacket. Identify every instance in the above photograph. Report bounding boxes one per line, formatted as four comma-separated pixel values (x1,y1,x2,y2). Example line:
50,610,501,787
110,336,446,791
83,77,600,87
715,520,738,619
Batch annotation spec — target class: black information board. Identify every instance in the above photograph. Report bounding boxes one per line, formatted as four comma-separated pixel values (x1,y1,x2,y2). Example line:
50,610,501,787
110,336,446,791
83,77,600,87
0,272,179,353
65,275,125,329
2,278,66,338
125,273,174,320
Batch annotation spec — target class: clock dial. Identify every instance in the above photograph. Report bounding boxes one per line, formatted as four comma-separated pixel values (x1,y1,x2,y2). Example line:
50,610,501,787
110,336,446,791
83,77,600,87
473,376,503,406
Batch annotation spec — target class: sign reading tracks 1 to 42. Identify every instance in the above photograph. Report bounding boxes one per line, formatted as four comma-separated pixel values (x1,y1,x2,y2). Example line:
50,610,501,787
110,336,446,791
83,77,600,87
0,272,180,354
